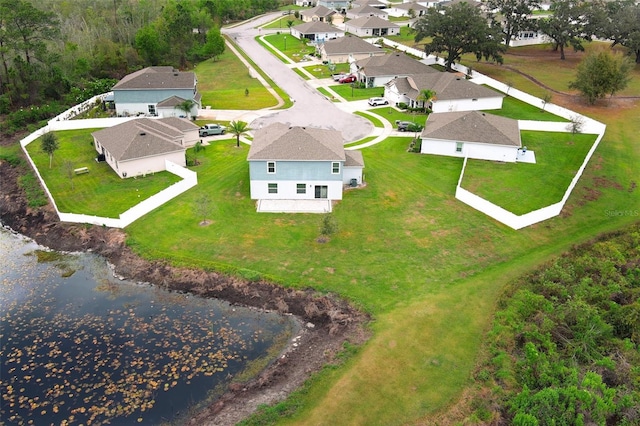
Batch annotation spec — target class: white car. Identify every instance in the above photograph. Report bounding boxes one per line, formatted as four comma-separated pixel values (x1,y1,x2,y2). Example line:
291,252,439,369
368,97,389,106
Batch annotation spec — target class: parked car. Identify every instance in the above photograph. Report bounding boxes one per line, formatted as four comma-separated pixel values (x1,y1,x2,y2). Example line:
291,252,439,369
331,73,346,81
199,124,226,137
397,121,423,132
368,97,388,106
338,75,357,84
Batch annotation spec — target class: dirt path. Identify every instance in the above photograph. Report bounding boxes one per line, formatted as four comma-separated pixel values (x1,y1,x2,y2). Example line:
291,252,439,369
0,143,370,425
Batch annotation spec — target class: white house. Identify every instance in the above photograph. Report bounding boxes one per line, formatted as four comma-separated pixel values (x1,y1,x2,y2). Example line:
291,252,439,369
291,21,345,43
295,0,315,6
299,5,339,23
386,2,429,17
91,117,199,178
247,123,364,207
344,16,400,37
384,72,504,112
420,111,523,162
346,5,389,20
317,0,350,13
111,67,201,118
356,52,438,87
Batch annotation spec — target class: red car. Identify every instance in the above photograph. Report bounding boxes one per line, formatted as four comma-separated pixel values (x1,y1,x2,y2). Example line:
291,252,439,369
339,75,357,84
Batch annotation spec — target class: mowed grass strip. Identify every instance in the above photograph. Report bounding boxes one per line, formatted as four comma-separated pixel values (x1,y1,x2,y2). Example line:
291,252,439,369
461,131,597,214
262,33,315,63
330,84,384,101
25,129,182,218
484,96,569,121
195,50,278,110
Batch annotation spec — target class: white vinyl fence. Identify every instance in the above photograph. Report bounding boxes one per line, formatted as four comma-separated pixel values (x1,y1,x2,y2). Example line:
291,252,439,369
20,103,198,228
373,38,607,229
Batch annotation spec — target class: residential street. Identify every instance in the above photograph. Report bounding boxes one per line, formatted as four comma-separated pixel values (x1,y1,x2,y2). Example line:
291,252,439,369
220,13,374,142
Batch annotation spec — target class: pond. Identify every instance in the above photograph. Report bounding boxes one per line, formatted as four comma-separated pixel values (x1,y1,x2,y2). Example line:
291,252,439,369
0,229,297,425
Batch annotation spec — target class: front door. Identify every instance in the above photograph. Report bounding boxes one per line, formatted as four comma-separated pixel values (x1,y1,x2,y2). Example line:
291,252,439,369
314,185,328,199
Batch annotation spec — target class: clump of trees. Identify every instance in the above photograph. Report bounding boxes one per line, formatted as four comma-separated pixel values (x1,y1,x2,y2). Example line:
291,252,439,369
473,225,640,424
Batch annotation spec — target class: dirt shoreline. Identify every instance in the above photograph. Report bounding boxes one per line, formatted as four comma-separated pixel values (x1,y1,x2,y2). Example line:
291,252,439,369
0,144,370,425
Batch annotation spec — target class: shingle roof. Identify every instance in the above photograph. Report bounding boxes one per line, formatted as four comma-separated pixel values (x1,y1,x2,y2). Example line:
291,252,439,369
322,35,383,55
293,21,344,34
112,67,196,91
248,123,346,161
300,5,335,17
391,73,503,101
156,95,186,107
345,150,365,167
92,118,194,161
357,52,438,77
421,111,521,147
353,0,386,7
348,5,388,16
346,15,399,29
395,2,428,11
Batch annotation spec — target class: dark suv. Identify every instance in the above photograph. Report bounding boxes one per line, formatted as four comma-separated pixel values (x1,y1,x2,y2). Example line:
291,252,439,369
397,121,423,132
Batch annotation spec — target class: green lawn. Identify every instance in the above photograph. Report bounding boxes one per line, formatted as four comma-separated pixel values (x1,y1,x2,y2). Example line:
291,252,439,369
316,87,338,101
301,63,350,79
25,130,182,218
484,95,570,122
262,34,315,63
330,85,384,101
461,131,597,214
354,111,384,128
261,16,303,30
194,50,279,110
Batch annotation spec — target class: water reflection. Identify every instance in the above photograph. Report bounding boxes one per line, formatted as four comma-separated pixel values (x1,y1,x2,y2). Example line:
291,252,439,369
0,229,295,425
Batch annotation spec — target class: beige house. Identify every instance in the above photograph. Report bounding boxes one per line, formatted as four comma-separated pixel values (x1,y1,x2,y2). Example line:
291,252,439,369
317,35,385,63
344,16,400,37
299,5,344,25
356,52,438,87
346,5,389,20
291,21,345,42
92,117,199,179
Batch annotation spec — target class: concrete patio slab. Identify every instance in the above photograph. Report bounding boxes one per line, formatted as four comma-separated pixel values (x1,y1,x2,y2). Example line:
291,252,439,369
256,199,332,213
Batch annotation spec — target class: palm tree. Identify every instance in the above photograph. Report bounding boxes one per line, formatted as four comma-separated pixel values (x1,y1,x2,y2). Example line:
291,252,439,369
175,99,195,119
416,89,435,112
228,120,251,148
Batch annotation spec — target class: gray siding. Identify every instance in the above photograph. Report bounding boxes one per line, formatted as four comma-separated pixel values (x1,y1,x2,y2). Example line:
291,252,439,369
249,160,343,181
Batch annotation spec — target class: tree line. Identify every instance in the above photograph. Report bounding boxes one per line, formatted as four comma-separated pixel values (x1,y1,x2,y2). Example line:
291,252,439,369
0,0,280,134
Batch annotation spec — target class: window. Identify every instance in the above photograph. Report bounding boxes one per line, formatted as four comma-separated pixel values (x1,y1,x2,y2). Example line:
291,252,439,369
456,142,463,153
268,183,278,194
267,161,276,174
331,162,340,174
148,104,156,116
297,184,306,194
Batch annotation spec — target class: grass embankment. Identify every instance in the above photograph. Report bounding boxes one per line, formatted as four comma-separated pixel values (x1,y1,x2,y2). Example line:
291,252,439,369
25,130,181,218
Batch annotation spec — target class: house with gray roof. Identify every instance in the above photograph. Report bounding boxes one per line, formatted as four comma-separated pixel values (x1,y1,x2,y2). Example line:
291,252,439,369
247,123,364,211
386,2,429,17
384,72,504,112
344,15,400,37
291,21,345,43
346,5,389,20
352,0,387,8
355,52,438,87
420,111,523,162
112,66,201,118
300,5,340,23
317,35,385,63
317,0,350,13
91,117,199,178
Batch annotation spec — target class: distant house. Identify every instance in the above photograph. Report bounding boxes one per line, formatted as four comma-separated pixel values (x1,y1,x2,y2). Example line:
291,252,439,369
291,21,345,43
420,111,522,162
111,67,201,118
247,123,364,208
356,52,438,87
91,117,199,178
384,73,504,112
317,35,385,63
317,0,350,13
352,0,387,8
300,5,338,23
344,15,400,37
295,0,314,6
346,5,389,20
386,2,429,17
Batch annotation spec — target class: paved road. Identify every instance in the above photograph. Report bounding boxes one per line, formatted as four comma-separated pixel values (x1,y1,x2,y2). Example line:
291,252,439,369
221,14,373,142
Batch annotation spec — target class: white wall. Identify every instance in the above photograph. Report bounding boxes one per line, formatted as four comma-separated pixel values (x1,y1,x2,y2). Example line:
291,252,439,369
116,151,186,179
431,96,503,113
421,139,518,162
250,180,343,200
343,167,363,185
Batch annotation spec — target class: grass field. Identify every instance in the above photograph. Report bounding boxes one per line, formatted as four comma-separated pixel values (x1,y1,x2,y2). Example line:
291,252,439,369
25,130,181,218
262,34,315,63
484,95,569,121
330,85,385,101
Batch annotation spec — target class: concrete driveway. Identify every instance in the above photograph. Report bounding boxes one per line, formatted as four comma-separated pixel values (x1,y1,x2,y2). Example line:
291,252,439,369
221,14,374,143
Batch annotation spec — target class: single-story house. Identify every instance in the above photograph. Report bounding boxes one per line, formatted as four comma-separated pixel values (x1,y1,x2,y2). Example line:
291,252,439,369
355,52,438,87
346,5,389,20
317,0,350,13
247,123,364,206
295,0,315,6
300,5,338,23
344,15,400,37
420,111,522,162
112,66,201,118
384,72,504,112
386,2,429,17
352,0,387,8
317,35,385,63
291,21,345,43
91,117,199,178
